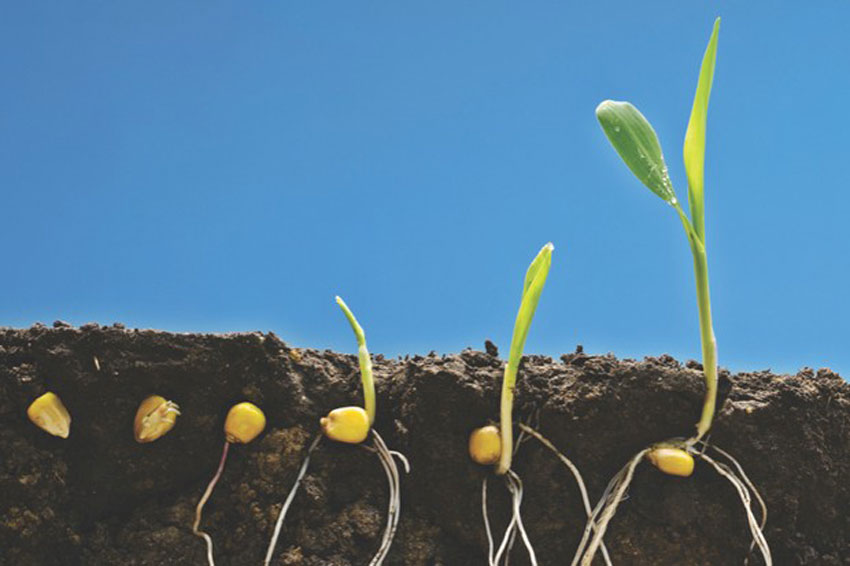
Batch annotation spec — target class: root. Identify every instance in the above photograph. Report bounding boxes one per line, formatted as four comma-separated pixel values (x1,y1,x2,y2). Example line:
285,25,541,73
706,444,768,565
482,469,538,566
264,435,322,566
517,423,612,566
368,429,409,566
264,431,407,566
573,449,649,566
700,450,772,565
571,440,772,566
193,441,231,566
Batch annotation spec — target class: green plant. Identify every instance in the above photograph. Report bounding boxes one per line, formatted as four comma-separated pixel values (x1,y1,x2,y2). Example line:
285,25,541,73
264,296,408,566
498,242,554,473
595,17,719,443
576,19,772,565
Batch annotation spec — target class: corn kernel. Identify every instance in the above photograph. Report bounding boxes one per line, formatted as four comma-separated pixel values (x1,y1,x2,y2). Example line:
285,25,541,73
134,395,180,443
27,392,71,439
648,446,695,477
320,406,370,444
469,425,502,465
224,402,266,444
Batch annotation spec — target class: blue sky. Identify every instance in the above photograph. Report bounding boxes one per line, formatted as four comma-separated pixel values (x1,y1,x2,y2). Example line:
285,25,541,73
1,2,848,376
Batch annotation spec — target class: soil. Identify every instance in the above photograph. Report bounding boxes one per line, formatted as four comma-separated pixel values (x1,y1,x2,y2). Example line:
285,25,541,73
1,323,848,565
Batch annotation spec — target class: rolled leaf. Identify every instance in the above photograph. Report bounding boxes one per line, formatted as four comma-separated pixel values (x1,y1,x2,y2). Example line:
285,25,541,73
683,17,720,242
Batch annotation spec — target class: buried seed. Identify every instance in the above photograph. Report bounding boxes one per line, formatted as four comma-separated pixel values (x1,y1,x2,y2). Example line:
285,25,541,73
133,395,180,443
27,392,71,439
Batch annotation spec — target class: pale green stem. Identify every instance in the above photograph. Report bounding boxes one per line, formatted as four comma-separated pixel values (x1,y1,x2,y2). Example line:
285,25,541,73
690,243,717,441
335,296,376,425
672,203,717,442
495,243,553,476
496,360,518,476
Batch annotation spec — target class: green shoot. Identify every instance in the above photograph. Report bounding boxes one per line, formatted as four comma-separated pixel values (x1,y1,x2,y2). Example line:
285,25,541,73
595,18,720,443
496,242,554,475
335,296,376,425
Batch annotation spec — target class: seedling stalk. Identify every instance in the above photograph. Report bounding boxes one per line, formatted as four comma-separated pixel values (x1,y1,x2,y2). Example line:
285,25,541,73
497,242,554,475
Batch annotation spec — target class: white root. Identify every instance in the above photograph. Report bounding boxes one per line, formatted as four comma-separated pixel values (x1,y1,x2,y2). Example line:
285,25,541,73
574,449,649,566
705,444,768,565
482,469,538,566
573,441,771,566
264,435,322,566
518,423,612,566
507,469,539,566
368,429,409,566
700,452,772,565
264,431,408,566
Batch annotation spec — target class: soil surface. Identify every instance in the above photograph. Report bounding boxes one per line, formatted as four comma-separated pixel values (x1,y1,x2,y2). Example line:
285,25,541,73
1,323,848,565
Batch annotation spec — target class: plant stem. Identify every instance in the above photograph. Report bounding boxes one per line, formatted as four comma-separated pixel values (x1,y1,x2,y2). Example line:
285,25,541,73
335,296,376,425
690,241,717,442
495,243,553,476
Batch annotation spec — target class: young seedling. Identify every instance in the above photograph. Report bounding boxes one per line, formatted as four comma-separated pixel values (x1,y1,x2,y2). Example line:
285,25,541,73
264,296,409,566
577,19,771,565
193,402,267,566
469,243,607,565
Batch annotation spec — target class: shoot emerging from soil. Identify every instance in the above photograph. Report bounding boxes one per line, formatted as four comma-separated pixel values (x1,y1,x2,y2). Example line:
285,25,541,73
497,242,553,475
264,296,408,566
471,243,564,566
587,18,772,565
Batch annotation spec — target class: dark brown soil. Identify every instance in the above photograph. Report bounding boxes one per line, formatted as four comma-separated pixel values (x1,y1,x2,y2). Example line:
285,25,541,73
1,323,848,565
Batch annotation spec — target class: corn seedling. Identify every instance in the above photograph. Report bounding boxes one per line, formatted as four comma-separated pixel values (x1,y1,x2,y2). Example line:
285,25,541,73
471,243,604,564
27,392,71,439
578,18,771,565
193,402,266,566
264,296,409,566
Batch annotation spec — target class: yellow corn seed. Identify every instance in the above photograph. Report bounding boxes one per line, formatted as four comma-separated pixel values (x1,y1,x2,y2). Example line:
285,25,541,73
320,406,370,444
134,395,180,443
224,402,266,444
648,446,695,477
27,392,71,439
469,425,501,465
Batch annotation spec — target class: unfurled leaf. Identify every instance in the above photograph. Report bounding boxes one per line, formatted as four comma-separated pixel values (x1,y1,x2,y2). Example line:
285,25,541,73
596,100,676,203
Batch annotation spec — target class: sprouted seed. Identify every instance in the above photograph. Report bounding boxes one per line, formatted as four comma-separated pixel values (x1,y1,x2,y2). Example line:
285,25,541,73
133,395,180,443
583,18,772,565
264,296,408,566
193,402,266,566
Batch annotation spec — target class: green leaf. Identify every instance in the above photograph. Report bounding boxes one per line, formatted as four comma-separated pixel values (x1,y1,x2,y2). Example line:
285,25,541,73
683,18,720,243
596,100,677,203
507,242,553,382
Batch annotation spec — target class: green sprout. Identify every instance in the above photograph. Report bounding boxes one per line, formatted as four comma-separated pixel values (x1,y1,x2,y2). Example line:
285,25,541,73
336,295,376,425
497,242,554,475
264,296,408,566
578,19,772,565
595,18,719,443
